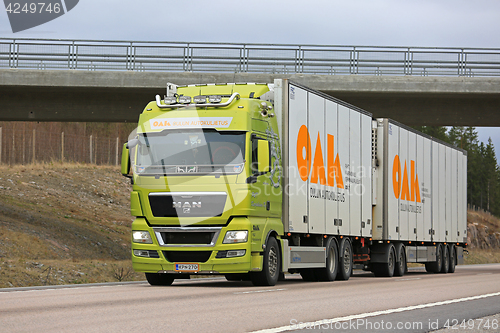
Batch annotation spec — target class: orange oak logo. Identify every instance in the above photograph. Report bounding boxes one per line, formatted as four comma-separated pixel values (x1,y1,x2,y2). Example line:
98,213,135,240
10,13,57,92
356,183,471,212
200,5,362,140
296,125,344,188
392,155,421,202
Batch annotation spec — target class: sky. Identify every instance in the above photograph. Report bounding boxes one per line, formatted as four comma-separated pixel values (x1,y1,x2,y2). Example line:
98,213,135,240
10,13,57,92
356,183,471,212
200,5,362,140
1,0,499,157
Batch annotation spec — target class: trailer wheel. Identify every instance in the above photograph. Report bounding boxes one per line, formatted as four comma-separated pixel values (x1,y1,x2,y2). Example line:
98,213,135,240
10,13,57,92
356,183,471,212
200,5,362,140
145,273,175,286
441,245,450,273
372,245,396,277
316,237,339,282
251,237,280,286
448,244,456,273
394,243,406,277
336,238,353,281
425,243,443,273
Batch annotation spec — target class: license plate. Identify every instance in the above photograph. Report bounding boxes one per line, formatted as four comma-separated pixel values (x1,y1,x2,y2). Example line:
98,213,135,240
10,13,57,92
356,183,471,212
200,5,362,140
175,263,199,272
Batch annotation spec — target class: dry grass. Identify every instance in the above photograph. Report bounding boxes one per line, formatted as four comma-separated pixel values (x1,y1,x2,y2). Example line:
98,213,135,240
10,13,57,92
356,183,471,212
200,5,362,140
0,163,141,288
464,249,500,265
0,259,143,288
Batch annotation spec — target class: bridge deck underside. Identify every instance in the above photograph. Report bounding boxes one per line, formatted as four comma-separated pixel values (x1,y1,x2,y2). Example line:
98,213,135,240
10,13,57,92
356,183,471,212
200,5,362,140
1,70,499,126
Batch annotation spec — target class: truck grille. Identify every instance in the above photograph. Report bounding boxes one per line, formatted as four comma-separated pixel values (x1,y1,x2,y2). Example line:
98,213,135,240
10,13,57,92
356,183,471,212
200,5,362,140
163,251,212,263
159,232,216,245
149,192,227,217
153,227,221,247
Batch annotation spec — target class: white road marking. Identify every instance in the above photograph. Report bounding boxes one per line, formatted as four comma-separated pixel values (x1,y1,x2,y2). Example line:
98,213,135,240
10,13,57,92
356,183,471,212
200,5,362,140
234,288,286,295
395,278,422,281
476,273,493,275
0,282,149,293
250,292,500,333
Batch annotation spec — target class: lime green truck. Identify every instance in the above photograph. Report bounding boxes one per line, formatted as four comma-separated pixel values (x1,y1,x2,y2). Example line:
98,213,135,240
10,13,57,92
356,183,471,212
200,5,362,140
122,79,467,286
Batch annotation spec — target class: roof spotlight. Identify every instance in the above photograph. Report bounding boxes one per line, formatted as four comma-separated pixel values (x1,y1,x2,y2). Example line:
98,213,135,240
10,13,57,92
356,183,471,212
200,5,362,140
178,96,191,104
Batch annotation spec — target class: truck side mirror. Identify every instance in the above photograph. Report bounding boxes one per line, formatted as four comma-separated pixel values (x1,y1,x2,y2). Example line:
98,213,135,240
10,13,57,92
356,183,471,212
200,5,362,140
257,140,270,173
121,143,131,177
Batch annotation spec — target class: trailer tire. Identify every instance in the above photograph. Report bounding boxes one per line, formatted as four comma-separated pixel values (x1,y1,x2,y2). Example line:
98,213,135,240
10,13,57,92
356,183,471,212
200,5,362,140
441,245,450,273
336,238,353,281
316,237,339,282
251,237,280,286
145,273,175,286
394,243,406,277
425,243,443,273
372,245,396,277
448,244,456,273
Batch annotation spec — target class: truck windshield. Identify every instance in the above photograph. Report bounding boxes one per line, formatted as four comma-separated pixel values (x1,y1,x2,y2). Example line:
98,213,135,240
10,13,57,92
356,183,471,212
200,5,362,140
134,130,246,175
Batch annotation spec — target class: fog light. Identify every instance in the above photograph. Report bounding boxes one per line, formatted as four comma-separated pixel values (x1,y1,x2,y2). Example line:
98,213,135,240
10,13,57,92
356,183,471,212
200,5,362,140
133,250,150,257
216,250,246,258
227,250,246,258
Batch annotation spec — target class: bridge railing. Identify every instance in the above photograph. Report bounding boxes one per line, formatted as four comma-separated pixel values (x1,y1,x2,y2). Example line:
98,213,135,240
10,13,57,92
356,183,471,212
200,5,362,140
1,38,500,76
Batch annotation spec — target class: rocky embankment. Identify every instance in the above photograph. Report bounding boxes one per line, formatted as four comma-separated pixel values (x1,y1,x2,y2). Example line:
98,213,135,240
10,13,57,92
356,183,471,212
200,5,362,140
467,211,500,249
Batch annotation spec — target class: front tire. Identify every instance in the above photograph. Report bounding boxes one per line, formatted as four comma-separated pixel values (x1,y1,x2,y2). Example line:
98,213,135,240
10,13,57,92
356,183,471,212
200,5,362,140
145,273,175,286
336,238,353,281
251,237,280,286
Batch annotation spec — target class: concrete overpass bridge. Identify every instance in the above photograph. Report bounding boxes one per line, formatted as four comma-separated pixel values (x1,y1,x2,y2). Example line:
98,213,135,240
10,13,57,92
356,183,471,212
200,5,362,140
1,38,500,126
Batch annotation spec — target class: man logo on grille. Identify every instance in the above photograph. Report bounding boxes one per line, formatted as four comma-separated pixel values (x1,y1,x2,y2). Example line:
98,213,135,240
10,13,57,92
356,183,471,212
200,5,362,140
173,202,202,211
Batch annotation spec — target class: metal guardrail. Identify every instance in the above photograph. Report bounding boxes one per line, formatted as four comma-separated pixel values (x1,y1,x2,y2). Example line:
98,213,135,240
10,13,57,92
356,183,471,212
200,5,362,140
1,38,500,76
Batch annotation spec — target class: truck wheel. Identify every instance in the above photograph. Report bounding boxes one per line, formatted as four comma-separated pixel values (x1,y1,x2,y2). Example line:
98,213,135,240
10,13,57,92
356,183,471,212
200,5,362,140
441,245,450,273
336,238,353,281
448,245,456,273
373,245,396,277
145,273,175,286
251,237,280,286
425,243,443,273
394,243,406,277
316,238,339,281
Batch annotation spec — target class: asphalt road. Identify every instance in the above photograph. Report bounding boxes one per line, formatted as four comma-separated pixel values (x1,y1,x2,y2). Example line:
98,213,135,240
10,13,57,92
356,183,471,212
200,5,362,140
1,264,499,333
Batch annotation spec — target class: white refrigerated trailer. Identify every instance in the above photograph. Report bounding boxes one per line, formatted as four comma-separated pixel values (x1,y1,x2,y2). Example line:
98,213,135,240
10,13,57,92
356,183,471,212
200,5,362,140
277,79,467,280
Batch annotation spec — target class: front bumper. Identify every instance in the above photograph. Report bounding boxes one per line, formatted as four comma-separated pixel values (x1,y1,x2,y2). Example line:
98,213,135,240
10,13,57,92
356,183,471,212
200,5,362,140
131,217,263,274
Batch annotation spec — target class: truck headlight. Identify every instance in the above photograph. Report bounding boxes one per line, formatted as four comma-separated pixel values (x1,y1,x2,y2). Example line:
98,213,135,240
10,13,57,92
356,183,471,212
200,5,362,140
133,231,153,244
223,230,248,244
